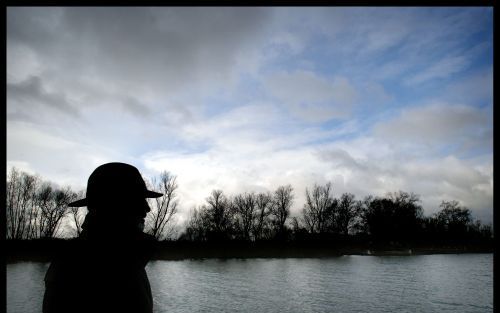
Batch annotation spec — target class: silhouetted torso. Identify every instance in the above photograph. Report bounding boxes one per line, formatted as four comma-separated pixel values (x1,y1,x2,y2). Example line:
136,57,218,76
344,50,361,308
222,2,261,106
43,227,155,313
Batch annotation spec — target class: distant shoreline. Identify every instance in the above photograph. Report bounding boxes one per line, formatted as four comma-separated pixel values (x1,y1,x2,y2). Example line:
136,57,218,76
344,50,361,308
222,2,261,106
150,246,494,260
5,239,493,262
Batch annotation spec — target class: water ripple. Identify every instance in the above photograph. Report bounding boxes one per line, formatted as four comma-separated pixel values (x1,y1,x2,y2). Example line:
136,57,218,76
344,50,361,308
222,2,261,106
7,255,493,313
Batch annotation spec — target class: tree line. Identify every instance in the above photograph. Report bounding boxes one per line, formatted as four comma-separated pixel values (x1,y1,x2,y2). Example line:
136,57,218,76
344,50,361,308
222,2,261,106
181,182,492,243
6,167,493,243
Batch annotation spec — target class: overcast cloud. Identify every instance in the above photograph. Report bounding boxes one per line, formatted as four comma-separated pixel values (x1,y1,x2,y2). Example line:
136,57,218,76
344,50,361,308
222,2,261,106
7,7,493,233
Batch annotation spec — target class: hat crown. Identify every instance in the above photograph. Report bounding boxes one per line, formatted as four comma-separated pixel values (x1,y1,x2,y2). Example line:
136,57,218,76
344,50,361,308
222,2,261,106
86,163,148,203
68,162,162,207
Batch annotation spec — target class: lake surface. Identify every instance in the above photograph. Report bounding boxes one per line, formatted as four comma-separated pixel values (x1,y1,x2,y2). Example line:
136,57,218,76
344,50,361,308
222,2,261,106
8,254,493,313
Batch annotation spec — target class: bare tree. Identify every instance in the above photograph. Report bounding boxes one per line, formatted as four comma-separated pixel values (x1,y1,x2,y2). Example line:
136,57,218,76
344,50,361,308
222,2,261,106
180,190,233,241
270,185,294,237
302,182,334,234
252,192,272,240
24,175,41,239
291,216,301,232
436,200,471,234
36,184,75,238
6,168,39,239
7,167,22,239
182,207,208,241
335,193,357,235
205,189,232,240
145,172,179,240
232,192,256,241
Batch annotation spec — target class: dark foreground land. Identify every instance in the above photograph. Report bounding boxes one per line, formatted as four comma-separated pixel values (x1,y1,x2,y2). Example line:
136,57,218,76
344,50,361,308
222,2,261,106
5,237,494,262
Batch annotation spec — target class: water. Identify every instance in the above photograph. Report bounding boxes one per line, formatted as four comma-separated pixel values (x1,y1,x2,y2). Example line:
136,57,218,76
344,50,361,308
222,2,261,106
8,254,493,313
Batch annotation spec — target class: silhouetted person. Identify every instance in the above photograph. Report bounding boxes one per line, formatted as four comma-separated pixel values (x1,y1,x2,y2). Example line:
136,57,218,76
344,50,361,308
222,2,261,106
43,162,163,313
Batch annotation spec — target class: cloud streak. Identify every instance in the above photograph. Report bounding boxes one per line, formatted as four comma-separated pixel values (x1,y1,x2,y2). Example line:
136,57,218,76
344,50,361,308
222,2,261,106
8,76,80,118
265,70,357,122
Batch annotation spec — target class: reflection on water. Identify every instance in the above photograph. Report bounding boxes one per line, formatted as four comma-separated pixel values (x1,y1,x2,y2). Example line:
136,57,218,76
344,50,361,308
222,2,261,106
7,262,50,313
8,254,493,313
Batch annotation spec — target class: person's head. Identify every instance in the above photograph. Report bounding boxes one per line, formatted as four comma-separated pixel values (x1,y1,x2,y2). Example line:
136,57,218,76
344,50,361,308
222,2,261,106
69,162,163,237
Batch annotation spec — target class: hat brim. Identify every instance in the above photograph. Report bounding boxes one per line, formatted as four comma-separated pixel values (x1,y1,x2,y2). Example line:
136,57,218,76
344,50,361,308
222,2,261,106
146,190,163,198
68,190,163,207
68,198,88,207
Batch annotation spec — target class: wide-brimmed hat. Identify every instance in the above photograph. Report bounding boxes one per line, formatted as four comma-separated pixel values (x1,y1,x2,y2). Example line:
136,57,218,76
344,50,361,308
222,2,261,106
68,162,163,207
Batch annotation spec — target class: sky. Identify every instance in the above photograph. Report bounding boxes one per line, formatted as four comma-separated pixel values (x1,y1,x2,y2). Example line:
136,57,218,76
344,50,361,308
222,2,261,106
7,7,493,231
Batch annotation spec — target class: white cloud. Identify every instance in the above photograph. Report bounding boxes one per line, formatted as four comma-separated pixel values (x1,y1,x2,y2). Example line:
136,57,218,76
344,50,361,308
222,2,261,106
140,99,492,224
373,102,491,155
265,70,357,122
142,130,493,224
7,120,130,189
6,160,36,175
316,140,492,221
405,56,468,85
142,145,330,222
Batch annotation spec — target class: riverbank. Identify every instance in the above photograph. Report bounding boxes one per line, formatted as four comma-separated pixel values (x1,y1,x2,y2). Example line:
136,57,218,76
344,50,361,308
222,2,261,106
5,239,493,262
